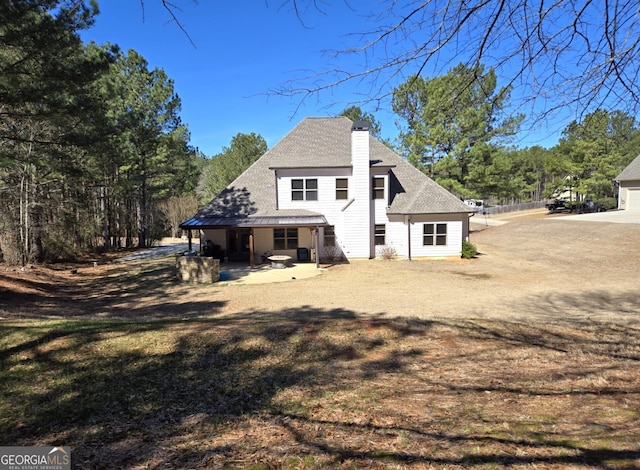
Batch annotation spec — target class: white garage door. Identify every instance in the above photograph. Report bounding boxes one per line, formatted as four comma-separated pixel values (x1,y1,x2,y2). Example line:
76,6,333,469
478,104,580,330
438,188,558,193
627,189,640,211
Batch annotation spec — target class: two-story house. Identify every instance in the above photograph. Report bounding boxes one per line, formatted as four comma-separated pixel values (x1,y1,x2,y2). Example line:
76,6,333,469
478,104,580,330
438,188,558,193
180,117,474,264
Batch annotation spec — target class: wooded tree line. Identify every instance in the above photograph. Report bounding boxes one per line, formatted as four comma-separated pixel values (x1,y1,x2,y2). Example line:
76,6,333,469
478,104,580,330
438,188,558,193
0,1,199,264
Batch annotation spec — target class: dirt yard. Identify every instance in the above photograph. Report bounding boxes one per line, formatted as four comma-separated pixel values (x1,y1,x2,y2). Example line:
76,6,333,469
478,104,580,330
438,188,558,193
1,210,638,325
0,212,640,323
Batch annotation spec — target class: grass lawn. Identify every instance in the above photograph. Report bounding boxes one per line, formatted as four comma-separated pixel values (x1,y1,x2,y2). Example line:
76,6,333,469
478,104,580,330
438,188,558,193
1,313,639,468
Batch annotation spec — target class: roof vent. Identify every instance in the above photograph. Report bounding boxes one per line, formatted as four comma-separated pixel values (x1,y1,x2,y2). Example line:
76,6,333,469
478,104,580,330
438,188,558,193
351,120,370,132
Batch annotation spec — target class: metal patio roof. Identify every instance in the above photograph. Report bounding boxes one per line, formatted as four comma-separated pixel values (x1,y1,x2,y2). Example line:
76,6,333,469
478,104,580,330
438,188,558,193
179,214,329,230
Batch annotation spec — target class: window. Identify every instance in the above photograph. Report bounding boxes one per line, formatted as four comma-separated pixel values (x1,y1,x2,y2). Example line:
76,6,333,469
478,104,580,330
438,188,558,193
373,177,385,200
291,179,304,201
292,178,317,201
424,223,447,246
324,226,336,246
273,228,298,249
374,224,386,245
336,178,348,200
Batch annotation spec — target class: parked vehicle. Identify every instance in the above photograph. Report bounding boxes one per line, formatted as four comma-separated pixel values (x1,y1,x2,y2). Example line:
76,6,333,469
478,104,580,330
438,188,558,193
464,199,484,212
545,199,569,212
546,199,600,213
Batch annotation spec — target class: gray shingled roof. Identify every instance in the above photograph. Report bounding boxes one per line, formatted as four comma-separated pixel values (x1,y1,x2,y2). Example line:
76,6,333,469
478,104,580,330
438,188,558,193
181,117,472,228
268,117,353,169
617,154,640,181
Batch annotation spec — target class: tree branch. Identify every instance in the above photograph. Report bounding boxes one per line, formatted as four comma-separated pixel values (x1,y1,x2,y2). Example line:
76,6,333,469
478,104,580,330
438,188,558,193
270,0,640,129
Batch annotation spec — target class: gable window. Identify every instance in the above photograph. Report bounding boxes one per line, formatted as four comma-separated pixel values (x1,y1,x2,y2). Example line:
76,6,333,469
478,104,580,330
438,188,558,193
374,224,386,245
274,228,298,250
324,225,336,246
424,223,447,246
292,178,318,201
373,177,385,200
336,178,348,200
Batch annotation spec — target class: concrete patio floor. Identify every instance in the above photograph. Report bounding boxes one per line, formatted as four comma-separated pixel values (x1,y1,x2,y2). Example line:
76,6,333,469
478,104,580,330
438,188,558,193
218,262,327,285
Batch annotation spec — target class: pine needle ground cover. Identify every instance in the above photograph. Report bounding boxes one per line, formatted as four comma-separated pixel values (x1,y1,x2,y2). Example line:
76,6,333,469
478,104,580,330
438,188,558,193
1,314,639,469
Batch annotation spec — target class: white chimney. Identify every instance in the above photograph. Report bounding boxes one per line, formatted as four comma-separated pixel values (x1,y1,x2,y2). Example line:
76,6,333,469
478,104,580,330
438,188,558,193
344,121,373,258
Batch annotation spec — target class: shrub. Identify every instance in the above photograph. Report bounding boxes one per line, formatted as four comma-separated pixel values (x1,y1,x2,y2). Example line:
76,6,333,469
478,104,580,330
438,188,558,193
40,233,74,263
322,245,342,262
461,240,478,259
376,245,397,260
596,197,617,211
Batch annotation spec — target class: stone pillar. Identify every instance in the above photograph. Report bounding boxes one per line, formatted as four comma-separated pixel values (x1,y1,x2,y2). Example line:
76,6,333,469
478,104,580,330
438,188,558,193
176,255,220,283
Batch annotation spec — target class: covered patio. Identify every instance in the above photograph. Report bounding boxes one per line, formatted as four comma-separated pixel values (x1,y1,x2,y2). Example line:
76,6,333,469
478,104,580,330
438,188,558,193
179,213,329,269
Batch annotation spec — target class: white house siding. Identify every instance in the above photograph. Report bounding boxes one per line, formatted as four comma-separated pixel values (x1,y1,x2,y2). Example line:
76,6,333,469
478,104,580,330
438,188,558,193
383,216,408,256
340,202,370,259
275,168,355,259
372,175,393,255
383,214,466,258
276,168,351,213
276,169,352,251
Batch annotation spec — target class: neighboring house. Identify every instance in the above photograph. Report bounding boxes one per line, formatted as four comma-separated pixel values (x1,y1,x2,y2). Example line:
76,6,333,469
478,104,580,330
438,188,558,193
180,117,474,264
616,154,640,211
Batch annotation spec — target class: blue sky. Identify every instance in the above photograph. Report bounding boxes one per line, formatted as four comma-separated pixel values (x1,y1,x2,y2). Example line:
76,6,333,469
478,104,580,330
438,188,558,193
80,1,561,157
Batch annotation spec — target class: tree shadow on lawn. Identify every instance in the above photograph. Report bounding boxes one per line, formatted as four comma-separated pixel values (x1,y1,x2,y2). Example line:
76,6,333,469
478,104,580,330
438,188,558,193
501,289,640,360
1,298,639,468
0,309,435,467
0,260,227,319
524,289,640,319
275,412,640,468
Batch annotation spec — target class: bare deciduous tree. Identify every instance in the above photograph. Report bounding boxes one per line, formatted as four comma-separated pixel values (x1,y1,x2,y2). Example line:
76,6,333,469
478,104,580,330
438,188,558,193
269,0,640,129
159,194,199,238
149,1,640,130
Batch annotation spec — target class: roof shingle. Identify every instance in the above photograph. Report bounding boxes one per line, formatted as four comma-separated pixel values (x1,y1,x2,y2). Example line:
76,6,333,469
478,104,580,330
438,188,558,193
617,154,640,181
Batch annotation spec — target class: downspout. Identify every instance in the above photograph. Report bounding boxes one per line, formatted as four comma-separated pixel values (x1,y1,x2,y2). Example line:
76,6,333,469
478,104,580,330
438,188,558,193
274,169,279,210
407,216,412,261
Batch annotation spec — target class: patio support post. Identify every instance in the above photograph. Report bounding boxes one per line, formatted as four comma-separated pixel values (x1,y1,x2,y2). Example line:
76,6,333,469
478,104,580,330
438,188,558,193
407,216,412,261
188,230,193,253
249,231,255,268
315,226,320,269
